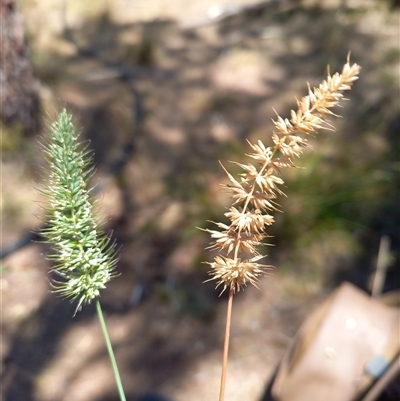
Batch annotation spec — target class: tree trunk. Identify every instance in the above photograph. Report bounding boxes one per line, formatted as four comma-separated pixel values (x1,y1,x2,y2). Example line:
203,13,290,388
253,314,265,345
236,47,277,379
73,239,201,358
0,0,40,136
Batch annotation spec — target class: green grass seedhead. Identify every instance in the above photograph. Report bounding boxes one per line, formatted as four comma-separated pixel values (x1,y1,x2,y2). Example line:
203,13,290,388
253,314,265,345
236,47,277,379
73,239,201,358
40,109,118,312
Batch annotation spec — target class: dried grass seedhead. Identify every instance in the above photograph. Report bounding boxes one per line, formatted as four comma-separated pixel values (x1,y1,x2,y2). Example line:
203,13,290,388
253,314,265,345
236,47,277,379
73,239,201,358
203,59,361,294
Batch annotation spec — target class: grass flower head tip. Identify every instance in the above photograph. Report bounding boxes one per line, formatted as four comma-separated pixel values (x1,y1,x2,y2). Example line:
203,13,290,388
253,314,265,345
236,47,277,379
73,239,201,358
40,109,118,312
203,60,361,295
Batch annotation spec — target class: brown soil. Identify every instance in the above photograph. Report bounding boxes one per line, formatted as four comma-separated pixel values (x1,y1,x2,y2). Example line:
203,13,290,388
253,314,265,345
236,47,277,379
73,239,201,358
1,1,398,401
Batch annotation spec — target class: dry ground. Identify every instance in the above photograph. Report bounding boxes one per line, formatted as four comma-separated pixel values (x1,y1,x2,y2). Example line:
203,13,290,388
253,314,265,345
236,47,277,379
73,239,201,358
1,1,399,400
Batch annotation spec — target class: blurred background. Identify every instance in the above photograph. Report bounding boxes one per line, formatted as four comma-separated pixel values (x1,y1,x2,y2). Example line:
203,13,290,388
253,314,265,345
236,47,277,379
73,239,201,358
1,0,399,400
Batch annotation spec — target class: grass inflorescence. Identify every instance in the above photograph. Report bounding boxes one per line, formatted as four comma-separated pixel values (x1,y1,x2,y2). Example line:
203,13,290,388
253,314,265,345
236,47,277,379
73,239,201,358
39,109,126,400
203,59,361,401
40,109,118,312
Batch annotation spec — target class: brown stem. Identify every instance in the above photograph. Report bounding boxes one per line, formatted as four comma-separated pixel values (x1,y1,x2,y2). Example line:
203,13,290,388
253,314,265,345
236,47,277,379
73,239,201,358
219,288,234,401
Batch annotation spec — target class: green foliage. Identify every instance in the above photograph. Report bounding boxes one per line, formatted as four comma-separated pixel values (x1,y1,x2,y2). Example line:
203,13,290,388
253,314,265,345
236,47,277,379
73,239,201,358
0,121,25,153
40,109,118,312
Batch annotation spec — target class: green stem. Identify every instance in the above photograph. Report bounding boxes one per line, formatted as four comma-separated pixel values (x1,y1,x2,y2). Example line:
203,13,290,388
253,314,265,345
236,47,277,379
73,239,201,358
96,299,127,401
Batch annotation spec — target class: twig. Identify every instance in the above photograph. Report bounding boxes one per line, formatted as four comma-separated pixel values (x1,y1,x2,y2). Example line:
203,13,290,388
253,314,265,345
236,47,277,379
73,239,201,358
372,235,391,297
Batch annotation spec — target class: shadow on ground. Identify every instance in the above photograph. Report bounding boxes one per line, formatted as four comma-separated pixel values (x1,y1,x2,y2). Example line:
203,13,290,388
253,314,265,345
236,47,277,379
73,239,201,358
2,1,399,400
